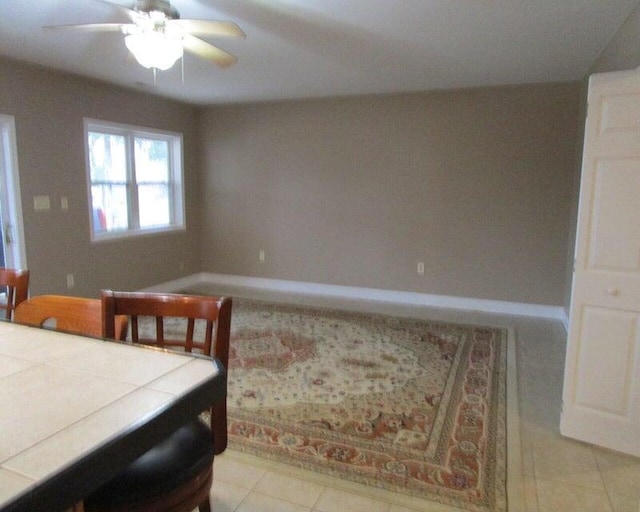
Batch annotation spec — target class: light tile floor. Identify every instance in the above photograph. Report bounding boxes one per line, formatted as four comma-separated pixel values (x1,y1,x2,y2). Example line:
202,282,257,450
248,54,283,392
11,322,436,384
193,286,640,512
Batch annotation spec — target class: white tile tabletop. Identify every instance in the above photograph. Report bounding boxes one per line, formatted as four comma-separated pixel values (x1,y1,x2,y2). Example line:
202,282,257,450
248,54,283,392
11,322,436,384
0,321,224,512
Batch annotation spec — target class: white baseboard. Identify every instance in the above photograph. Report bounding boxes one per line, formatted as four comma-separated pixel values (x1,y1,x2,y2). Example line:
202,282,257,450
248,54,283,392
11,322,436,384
141,273,205,293
144,272,565,321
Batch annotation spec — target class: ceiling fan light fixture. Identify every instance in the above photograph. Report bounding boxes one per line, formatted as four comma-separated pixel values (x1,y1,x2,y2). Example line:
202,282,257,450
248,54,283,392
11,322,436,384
124,28,183,71
44,0,243,71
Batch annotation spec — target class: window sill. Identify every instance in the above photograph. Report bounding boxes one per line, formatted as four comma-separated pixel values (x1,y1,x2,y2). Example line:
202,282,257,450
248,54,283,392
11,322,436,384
91,225,186,243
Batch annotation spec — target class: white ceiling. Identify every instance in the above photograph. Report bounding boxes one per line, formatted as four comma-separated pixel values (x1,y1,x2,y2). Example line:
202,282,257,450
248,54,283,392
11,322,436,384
0,0,638,105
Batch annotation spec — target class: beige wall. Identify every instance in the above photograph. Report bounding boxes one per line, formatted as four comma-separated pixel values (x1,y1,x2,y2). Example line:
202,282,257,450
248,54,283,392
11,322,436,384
590,2,640,74
0,57,201,297
199,83,580,306
0,57,585,308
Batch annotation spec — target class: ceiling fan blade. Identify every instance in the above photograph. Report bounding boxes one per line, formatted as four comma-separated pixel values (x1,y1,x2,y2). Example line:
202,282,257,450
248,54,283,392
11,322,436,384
92,0,138,22
182,34,238,67
42,23,125,33
171,19,246,38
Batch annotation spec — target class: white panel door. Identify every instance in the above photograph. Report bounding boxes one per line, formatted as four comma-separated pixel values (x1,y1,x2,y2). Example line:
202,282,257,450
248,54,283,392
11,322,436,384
561,70,640,457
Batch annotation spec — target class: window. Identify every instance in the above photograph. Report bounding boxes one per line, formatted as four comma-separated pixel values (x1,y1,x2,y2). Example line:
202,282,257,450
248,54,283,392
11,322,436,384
85,119,184,241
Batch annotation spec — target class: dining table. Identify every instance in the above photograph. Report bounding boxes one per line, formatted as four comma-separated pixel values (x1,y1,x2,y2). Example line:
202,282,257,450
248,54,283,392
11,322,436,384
0,320,226,512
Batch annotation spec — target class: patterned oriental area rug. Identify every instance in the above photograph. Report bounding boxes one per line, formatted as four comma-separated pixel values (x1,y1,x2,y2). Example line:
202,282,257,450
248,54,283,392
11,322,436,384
223,299,515,512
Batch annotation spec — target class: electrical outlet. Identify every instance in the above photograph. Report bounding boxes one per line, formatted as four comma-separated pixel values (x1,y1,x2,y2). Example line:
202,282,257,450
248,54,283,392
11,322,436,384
66,273,75,289
417,262,425,275
259,250,265,263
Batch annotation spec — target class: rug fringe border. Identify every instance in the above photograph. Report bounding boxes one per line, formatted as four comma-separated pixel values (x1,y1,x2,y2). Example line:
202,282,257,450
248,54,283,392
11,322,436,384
218,448,470,512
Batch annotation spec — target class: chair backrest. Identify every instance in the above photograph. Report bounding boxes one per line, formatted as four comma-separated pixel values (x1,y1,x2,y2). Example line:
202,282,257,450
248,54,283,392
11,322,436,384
101,290,232,454
14,294,128,340
0,267,29,320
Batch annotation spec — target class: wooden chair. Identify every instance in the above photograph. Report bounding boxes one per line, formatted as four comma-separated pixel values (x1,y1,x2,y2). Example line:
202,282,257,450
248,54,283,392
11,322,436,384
13,295,127,339
83,290,233,512
0,267,29,320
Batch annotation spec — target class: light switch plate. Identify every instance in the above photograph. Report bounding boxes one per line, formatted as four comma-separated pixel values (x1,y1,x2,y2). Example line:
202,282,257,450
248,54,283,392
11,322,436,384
33,195,50,211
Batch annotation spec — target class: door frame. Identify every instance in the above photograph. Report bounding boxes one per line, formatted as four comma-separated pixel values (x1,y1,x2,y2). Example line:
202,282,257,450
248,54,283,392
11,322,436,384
0,114,27,269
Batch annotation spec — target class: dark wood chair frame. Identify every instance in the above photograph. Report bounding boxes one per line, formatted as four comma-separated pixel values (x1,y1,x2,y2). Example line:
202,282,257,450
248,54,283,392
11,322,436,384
0,267,29,320
84,290,233,512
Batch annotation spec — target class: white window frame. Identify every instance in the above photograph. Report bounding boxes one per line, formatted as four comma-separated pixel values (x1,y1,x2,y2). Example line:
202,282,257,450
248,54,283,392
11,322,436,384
84,119,185,242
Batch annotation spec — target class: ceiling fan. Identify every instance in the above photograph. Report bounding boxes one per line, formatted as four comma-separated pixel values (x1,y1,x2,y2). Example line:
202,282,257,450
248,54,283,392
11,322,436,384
44,0,245,71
